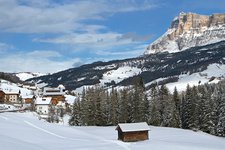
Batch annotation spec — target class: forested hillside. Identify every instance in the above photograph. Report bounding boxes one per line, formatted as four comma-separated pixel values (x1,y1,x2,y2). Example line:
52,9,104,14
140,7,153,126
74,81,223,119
69,78,225,137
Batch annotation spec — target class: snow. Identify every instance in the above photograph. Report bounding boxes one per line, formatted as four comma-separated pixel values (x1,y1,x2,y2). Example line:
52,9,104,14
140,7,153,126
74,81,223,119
64,94,76,105
165,63,225,92
77,77,86,81
0,112,224,150
93,64,117,70
100,66,142,84
0,79,32,96
0,104,17,112
36,97,51,105
117,122,150,132
16,72,45,81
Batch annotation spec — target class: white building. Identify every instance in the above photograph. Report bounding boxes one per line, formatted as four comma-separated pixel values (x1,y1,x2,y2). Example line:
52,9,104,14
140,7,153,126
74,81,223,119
35,97,51,115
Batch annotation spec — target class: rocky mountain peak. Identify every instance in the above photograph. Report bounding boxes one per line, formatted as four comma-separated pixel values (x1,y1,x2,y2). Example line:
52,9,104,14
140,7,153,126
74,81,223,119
145,12,225,54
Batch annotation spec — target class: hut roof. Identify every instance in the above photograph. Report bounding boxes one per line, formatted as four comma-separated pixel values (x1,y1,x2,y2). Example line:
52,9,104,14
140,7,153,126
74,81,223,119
116,122,149,132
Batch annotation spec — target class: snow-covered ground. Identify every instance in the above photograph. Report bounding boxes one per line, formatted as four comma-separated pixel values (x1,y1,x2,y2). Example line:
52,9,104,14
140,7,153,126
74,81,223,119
0,112,224,150
166,63,225,92
100,66,142,84
16,72,45,81
0,104,18,112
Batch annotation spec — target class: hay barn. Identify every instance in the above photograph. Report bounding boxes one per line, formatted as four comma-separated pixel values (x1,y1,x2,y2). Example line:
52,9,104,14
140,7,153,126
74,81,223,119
116,122,150,142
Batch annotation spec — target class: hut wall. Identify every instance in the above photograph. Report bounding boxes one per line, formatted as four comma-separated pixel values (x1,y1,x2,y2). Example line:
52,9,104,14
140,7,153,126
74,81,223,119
122,131,148,142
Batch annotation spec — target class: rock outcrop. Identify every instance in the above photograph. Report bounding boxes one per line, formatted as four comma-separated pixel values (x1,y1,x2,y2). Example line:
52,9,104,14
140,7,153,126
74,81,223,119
145,12,225,54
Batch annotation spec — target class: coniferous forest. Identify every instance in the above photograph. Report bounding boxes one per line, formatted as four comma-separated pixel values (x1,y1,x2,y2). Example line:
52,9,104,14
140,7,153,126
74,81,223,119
69,78,225,137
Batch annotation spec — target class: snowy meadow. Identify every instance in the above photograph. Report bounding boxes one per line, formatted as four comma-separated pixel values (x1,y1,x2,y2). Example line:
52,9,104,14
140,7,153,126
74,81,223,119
0,112,224,150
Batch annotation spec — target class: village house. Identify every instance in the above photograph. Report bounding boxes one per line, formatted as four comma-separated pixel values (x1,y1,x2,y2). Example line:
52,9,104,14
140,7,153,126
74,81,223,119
0,90,21,104
21,95,35,110
35,97,52,117
42,85,66,105
116,122,150,142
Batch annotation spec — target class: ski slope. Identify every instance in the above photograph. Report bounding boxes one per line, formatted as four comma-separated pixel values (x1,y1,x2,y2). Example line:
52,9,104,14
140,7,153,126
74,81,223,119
0,112,224,150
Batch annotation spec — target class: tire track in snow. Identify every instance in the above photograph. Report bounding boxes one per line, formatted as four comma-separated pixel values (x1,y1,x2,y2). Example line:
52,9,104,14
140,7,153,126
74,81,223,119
24,120,130,150
24,120,91,142
24,120,66,139
0,115,8,120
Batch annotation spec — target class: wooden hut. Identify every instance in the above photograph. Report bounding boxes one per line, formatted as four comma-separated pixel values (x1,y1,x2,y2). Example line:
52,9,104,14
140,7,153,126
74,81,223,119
116,122,150,142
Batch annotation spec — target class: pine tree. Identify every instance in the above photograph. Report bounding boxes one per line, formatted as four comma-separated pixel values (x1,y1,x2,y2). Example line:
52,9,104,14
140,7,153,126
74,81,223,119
119,88,129,123
216,92,225,136
110,87,119,125
198,85,214,133
171,87,181,128
149,85,161,126
182,84,193,129
69,97,82,126
95,87,103,126
159,85,172,127
131,77,145,122
86,87,96,125
80,88,88,125
189,86,199,130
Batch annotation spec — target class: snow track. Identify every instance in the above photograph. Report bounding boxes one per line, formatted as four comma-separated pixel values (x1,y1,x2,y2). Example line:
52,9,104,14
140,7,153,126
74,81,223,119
24,120,130,150
24,120,67,139
0,115,8,120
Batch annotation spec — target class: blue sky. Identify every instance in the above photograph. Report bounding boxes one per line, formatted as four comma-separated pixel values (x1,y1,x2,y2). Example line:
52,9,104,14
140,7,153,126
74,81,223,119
0,0,225,73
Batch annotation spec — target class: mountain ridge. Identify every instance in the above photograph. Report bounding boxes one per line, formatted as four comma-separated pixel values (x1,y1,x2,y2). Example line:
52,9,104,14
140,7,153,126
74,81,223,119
145,12,225,54
27,41,225,92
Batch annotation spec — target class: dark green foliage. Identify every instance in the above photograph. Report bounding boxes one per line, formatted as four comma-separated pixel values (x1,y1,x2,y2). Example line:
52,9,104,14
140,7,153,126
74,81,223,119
69,79,225,137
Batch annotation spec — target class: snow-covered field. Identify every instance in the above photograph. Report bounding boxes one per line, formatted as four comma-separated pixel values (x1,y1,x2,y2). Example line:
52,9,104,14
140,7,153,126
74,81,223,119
165,63,225,92
0,112,224,150
16,72,45,81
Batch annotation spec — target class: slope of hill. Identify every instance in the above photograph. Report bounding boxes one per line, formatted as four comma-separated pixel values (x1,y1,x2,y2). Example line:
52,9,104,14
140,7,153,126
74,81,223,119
15,72,45,81
0,112,224,150
27,41,225,92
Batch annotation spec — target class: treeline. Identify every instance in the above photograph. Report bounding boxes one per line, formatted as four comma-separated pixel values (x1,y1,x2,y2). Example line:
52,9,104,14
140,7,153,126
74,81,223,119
0,72,21,83
69,78,225,137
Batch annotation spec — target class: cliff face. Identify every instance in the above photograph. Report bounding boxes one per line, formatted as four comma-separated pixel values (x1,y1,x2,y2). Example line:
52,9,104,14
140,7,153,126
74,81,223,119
145,12,225,54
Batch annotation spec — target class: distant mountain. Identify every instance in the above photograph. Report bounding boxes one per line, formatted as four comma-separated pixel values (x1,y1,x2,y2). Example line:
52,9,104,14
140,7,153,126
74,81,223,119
27,41,225,92
144,12,225,54
27,12,225,92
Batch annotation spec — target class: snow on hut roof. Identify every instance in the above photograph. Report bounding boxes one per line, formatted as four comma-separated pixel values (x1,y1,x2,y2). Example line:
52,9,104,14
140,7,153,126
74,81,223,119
116,122,150,132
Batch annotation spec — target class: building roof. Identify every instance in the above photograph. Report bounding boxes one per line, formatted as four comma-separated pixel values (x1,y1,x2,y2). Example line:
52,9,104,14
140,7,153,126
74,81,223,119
116,122,150,132
21,95,34,99
4,91,20,95
36,97,51,105
43,87,65,96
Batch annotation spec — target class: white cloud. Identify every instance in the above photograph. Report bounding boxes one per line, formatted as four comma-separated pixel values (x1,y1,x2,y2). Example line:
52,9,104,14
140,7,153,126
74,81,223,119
96,44,148,57
0,0,155,73
0,0,155,33
33,32,152,51
27,50,61,58
0,50,82,73
0,42,14,52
